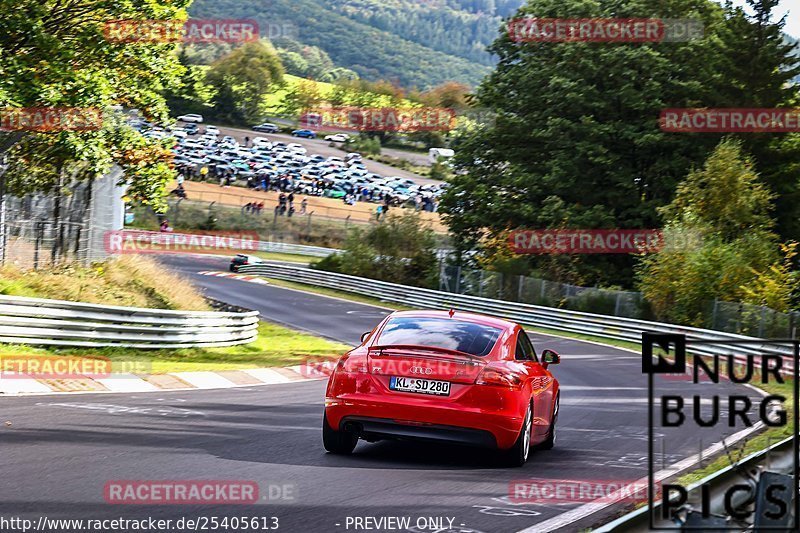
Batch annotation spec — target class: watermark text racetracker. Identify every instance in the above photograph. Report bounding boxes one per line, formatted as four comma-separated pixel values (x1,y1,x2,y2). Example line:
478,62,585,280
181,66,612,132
507,18,703,43
508,229,701,254
0,354,149,378
105,229,259,255
0,107,102,132
661,108,800,133
103,19,267,44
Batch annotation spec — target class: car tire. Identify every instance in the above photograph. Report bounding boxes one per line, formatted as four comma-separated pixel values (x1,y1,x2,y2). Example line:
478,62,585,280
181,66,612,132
537,394,559,451
322,412,358,454
505,403,533,467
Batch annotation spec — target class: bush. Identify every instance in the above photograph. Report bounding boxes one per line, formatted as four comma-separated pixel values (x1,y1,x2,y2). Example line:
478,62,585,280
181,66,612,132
311,253,343,273
313,213,438,288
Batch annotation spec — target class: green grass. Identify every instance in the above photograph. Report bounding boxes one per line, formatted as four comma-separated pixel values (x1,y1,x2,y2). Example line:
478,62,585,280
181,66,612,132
0,322,350,374
675,370,794,486
249,251,312,264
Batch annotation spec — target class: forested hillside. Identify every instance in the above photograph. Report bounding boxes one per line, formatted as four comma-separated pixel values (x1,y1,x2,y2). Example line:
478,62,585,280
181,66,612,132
188,0,525,88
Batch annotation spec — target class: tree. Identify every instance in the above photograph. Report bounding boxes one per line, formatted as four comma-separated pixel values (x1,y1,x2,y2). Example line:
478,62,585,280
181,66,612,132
280,80,324,119
164,49,214,116
637,139,795,325
714,0,800,241
313,214,439,288
439,0,734,287
206,40,284,123
0,0,190,210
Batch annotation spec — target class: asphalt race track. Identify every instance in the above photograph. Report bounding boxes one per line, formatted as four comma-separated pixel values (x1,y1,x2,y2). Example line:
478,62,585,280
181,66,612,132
0,254,766,533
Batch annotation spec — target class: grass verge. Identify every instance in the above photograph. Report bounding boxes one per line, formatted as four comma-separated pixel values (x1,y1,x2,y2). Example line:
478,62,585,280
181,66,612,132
0,256,209,310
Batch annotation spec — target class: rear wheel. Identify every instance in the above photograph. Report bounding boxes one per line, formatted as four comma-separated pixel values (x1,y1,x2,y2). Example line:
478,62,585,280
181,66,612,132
505,404,532,467
537,394,559,451
322,413,358,454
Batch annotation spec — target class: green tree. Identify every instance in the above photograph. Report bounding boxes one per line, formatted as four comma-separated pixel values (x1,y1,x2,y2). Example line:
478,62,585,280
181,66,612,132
439,0,733,286
165,49,214,116
313,214,439,288
714,0,800,241
0,0,189,210
637,140,793,325
206,40,284,123
280,80,324,119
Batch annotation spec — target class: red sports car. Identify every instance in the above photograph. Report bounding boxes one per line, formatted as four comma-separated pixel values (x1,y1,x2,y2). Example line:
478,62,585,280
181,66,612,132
323,310,560,466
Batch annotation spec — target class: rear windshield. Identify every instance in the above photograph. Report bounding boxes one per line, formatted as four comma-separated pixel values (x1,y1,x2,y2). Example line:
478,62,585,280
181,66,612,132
376,317,503,357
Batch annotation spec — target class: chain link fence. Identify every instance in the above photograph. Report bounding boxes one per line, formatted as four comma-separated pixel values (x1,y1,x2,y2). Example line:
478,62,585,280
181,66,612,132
438,265,800,337
438,265,648,319
0,168,124,269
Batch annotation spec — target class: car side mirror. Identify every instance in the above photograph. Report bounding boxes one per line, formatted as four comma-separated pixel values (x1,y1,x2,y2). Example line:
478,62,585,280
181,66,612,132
542,349,560,368
360,331,371,343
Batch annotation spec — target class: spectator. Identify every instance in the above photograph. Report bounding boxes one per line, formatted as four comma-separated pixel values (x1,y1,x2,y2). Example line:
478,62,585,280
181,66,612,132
300,197,308,215
287,192,295,209
160,219,173,232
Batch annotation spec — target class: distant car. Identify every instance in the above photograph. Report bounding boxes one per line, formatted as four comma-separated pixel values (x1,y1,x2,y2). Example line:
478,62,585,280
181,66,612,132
292,129,316,139
177,114,204,123
230,254,263,272
252,137,272,148
325,133,349,142
253,123,279,133
205,125,220,135
184,123,199,135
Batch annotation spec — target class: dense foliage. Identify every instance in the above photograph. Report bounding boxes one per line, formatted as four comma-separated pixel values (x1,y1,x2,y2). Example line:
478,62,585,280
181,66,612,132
638,140,798,325
0,0,189,210
189,0,493,88
312,214,439,288
440,0,800,288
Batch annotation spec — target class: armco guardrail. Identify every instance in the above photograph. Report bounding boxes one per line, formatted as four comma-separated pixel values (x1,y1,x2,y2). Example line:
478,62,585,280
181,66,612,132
0,295,259,349
255,240,337,258
239,262,795,368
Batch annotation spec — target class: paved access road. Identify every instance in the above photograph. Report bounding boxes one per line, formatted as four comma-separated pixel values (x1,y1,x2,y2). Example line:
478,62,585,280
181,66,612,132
0,254,763,533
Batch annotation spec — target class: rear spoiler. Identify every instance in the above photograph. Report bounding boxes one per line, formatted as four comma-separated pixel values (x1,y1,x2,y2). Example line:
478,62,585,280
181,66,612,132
367,344,483,361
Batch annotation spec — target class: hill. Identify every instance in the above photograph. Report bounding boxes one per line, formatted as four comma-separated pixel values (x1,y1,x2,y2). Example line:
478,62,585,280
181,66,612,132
188,0,526,88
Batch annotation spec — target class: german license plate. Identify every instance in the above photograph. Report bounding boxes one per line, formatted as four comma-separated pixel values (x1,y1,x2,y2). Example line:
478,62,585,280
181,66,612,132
389,376,451,396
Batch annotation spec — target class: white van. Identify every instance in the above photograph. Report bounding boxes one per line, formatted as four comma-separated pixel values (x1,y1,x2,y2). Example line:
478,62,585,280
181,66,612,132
429,148,454,163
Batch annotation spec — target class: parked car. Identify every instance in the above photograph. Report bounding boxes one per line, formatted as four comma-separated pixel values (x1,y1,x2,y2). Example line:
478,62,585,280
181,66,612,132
205,125,220,135
322,310,561,466
177,114,203,123
292,129,316,139
286,143,307,155
184,123,199,135
252,137,272,149
253,123,279,133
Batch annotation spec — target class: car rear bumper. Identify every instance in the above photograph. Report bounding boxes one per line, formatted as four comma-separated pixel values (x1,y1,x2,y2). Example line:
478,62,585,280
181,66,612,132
340,416,498,448
325,395,524,450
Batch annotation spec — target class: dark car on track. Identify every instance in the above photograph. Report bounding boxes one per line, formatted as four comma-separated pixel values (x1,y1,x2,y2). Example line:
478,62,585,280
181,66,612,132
230,254,263,272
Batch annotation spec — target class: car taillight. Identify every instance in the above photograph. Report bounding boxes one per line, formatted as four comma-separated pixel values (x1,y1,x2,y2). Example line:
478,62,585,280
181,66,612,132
477,366,522,389
338,355,368,374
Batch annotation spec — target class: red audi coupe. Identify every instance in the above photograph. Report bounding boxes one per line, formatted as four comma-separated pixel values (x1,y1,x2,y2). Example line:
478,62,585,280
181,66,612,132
323,310,560,466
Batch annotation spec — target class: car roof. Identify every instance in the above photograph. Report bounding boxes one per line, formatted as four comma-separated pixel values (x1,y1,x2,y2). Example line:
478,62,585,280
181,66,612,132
386,309,517,330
